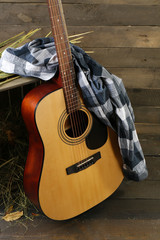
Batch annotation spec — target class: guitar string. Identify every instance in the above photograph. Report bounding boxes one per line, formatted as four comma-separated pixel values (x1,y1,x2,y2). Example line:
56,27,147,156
57,1,90,142
50,0,88,165
55,1,85,142
54,0,87,144
55,0,88,141
52,0,86,166
52,0,80,139
56,0,91,148
48,0,99,205
52,0,85,139
48,0,85,165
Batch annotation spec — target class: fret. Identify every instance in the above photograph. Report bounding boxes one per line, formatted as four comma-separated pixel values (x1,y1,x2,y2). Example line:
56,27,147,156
60,63,74,69
60,65,75,71
63,86,78,94
54,40,69,46
57,53,71,60
50,14,61,18
55,47,70,55
65,96,80,105
61,71,75,77
59,65,74,71
55,36,69,43
52,34,69,44
64,85,78,93
64,91,78,98
48,2,60,8
66,97,80,104
62,81,76,88
47,0,80,111
65,93,78,99
61,76,76,83
50,16,62,22
61,71,75,78
63,84,77,91
55,39,70,46
53,32,67,37
63,87,78,95
67,103,81,110
59,61,73,67
61,78,76,85
67,104,82,113
56,47,70,55
65,85,79,93
58,55,72,61
59,66,74,75
51,23,64,30
48,4,59,8
60,68,75,76
48,2,59,6
54,36,69,42
60,64,75,70
66,100,81,109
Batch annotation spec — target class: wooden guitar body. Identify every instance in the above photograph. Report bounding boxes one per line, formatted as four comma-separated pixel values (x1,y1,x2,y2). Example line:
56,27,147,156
22,0,123,220
22,76,123,220
21,76,62,210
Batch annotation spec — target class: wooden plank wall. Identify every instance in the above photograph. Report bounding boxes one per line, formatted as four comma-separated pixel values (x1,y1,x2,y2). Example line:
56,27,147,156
0,0,160,214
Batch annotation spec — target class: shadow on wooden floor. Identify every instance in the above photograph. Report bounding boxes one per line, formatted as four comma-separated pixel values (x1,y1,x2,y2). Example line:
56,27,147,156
1,191,160,240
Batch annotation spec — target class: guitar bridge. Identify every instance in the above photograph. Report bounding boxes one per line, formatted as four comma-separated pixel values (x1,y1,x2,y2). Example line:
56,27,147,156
66,152,101,175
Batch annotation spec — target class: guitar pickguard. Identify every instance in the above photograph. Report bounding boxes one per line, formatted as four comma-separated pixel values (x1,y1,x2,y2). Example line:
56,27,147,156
86,113,108,150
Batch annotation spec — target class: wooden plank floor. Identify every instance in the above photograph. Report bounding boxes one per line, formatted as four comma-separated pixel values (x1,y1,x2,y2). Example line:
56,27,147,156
0,0,160,239
1,198,160,240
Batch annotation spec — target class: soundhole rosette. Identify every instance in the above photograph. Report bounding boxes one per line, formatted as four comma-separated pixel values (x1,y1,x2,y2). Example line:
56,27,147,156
58,105,92,145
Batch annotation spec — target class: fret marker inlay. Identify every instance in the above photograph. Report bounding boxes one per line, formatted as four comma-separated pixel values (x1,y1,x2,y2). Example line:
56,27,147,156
47,0,81,113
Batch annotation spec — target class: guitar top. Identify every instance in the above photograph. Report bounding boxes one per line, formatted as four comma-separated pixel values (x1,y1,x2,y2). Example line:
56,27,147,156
21,0,124,220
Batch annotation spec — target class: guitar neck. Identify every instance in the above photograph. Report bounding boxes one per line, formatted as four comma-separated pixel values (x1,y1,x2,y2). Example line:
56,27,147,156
47,0,81,113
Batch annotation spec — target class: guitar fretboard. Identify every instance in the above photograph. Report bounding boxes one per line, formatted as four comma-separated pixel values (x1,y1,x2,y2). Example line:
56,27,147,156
47,0,81,113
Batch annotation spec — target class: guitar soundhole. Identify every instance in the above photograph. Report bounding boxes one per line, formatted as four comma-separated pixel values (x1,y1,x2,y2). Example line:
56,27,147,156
65,110,88,138
58,106,92,145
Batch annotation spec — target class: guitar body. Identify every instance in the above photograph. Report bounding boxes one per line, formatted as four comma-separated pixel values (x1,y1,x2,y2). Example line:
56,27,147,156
22,0,124,221
22,76,123,220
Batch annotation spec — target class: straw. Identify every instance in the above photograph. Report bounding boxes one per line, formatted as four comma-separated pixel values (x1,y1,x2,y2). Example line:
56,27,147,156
0,30,93,220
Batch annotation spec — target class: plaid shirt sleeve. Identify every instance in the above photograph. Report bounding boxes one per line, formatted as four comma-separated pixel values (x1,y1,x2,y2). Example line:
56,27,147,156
0,37,148,181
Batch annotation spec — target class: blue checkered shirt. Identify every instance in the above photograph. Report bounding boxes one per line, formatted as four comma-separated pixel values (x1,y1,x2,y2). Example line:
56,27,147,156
0,37,148,181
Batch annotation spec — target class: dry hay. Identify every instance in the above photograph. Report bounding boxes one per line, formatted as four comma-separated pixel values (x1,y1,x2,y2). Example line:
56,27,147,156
0,105,39,220
0,30,93,220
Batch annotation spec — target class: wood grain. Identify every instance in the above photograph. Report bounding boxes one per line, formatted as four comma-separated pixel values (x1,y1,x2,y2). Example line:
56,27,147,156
0,3,160,26
127,88,160,106
112,180,160,199
136,123,160,135
140,135,160,156
68,26,160,48
134,107,160,123
1,25,160,50
1,196,160,240
109,68,160,89
145,157,160,181
85,48,160,68
1,213,160,240
0,77,38,92
21,78,62,209
1,67,160,91
36,88,123,220
0,1,160,234
1,0,160,5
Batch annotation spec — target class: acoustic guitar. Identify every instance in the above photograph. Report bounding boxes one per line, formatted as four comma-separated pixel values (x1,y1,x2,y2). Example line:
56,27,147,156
21,0,124,220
